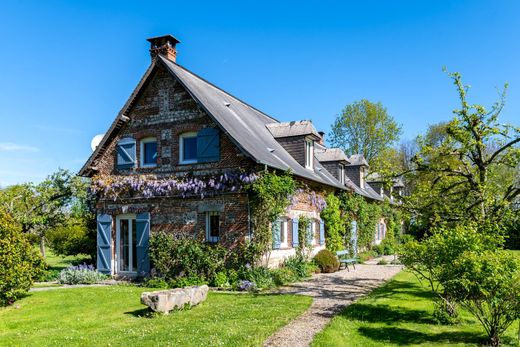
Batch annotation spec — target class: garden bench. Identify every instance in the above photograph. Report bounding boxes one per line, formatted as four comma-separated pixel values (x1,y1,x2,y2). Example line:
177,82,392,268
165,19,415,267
336,250,357,271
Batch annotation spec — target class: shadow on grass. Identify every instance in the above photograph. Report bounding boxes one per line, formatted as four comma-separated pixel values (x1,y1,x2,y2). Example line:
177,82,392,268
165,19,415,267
368,279,434,300
125,308,156,318
357,326,485,346
343,302,436,324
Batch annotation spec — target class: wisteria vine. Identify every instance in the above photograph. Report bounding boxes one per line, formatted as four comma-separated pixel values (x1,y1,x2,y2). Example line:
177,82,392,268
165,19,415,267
91,172,259,200
289,188,327,212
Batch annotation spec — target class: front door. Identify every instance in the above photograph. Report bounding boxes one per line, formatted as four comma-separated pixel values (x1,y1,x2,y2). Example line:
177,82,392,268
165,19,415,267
116,215,137,274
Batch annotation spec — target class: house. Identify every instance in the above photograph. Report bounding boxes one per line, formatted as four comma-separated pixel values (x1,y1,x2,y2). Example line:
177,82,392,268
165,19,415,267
79,35,399,276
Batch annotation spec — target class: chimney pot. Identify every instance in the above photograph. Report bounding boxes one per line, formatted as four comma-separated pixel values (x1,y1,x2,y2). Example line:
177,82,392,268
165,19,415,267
147,34,181,62
318,131,325,145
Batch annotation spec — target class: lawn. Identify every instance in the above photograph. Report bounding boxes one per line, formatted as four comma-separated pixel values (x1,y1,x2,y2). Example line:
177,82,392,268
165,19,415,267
0,286,311,346
313,270,519,346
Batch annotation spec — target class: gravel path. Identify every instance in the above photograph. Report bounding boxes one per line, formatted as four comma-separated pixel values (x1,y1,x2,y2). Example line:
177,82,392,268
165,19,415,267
264,258,402,347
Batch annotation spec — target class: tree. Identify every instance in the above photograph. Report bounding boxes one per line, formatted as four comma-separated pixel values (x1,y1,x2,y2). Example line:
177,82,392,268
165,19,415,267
405,72,520,232
329,99,402,165
0,169,90,257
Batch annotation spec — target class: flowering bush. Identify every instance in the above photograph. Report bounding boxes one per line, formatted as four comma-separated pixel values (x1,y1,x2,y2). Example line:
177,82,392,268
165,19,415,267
237,280,257,291
91,172,258,200
289,189,327,212
58,264,107,285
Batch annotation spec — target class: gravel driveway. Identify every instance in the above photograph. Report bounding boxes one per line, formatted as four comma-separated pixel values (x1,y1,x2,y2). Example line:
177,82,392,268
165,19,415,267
264,258,403,347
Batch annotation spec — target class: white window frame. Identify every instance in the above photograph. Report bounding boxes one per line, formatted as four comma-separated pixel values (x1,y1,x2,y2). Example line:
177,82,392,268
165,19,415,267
140,137,158,168
115,214,137,274
311,220,317,245
360,166,365,189
206,211,220,243
280,219,288,248
339,164,345,184
305,139,314,169
179,132,198,164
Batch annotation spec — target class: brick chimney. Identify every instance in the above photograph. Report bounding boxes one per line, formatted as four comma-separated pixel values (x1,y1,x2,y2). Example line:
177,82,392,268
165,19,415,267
318,131,325,145
147,34,181,62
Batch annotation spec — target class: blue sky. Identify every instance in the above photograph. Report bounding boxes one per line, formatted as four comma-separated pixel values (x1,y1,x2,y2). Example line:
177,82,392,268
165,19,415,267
0,0,519,187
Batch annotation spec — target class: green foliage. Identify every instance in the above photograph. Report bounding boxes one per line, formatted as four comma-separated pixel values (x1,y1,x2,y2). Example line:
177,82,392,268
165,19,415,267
406,72,520,233
149,234,227,282
247,171,297,264
297,215,312,258
239,266,274,289
313,249,340,273
211,271,229,288
0,169,93,258
444,250,520,346
270,267,298,286
0,209,45,306
329,99,402,165
283,254,312,278
46,220,95,260
320,193,345,252
57,266,107,285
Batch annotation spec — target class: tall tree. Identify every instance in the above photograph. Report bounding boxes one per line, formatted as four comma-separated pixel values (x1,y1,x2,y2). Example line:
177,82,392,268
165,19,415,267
329,99,402,165
406,72,520,233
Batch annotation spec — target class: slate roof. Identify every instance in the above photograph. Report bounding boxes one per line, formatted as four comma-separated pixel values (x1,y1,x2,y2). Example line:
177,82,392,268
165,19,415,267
266,121,321,139
314,147,350,163
348,154,369,166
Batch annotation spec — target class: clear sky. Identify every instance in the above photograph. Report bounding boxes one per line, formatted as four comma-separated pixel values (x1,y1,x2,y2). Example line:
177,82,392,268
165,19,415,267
0,0,519,187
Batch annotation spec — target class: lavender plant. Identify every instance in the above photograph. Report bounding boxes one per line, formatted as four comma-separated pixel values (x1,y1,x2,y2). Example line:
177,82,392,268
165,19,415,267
58,263,107,285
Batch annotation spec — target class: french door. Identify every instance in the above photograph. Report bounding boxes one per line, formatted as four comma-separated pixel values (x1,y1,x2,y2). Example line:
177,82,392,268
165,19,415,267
116,215,137,274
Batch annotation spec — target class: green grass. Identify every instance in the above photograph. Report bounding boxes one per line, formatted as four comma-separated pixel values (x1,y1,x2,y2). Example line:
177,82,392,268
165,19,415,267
313,271,519,346
44,249,91,272
0,286,311,346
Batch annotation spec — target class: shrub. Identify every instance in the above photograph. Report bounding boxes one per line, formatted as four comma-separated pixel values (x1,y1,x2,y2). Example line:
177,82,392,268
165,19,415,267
144,278,169,288
149,234,227,282
372,244,384,256
357,250,377,263
271,268,297,286
239,266,274,289
58,264,107,285
381,238,395,255
444,250,520,346
170,275,207,288
313,249,340,273
211,271,229,288
377,259,388,265
0,210,45,306
283,254,310,278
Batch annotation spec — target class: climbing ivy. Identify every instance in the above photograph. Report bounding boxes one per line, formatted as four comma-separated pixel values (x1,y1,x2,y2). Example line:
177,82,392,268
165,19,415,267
320,194,345,252
247,170,297,265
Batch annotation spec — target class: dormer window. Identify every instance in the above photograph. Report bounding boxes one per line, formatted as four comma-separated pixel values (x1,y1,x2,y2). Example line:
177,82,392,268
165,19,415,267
305,139,314,169
140,137,158,167
339,164,345,184
360,166,365,189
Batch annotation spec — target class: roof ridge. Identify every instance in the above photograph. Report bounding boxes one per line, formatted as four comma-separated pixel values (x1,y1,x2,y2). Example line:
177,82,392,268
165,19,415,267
160,56,280,123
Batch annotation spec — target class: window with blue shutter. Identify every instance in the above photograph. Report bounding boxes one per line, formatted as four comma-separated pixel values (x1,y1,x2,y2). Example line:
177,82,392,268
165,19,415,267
97,214,112,274
116,137,136,169
292,219,299,247
197,128,220,163
272,219,281,250
306,221,313,245
319,219,325,245
135,212,151,276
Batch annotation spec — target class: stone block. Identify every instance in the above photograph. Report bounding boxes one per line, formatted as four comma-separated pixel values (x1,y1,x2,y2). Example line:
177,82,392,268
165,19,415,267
141,285,209,314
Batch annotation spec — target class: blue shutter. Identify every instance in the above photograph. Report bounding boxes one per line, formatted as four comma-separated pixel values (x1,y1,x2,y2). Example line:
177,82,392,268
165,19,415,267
306,222,313,244
116,138,136,169
197,128,220,163
272,219,281,250
136,212,151,276
292,218,299,247
97,214,112,274
319,219,325,245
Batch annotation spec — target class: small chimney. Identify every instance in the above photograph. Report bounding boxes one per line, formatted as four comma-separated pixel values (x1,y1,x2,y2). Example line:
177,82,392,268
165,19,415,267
318,131,325,145
147,34,181,62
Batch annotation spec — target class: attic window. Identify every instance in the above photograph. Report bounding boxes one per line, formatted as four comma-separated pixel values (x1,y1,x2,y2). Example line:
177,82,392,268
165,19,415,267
339,164,345,184
180,132,198,164
140,137,158,167
360,166,365,189
305,139,314,169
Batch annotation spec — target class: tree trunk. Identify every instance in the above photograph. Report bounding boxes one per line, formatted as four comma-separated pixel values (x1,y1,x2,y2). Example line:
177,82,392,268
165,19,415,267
39,237,46,258
489,331,500,347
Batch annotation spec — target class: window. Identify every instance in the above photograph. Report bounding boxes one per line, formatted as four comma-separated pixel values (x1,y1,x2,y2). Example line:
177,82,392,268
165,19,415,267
305,139,314,169
206,211,220,243
275,219,288,248
339,164,345,184
311,220,316,245
180,132,198,164
140,137,158,167
116,215,137,273
360,166,365,189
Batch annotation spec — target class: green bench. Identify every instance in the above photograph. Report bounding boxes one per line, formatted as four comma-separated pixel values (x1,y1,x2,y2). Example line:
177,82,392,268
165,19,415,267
336,250,357,271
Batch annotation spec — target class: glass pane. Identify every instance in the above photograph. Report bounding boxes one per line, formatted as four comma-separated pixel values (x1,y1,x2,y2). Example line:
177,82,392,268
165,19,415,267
119,219,129,272
280,221,285,243
132,219,137,271
209,214,219,237
144,142,157,165
183,137,197,161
